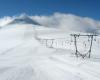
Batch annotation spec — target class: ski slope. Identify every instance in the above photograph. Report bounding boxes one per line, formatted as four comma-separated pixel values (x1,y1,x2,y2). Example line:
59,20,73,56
0,24,100,80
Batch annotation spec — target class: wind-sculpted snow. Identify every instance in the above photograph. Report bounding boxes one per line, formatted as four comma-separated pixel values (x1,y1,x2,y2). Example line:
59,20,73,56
0,15,100,80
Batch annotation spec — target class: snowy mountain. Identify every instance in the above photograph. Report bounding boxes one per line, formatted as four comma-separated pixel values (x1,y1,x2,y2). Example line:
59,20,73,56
0,13,100,33
0,13,100,80
8,14,40,26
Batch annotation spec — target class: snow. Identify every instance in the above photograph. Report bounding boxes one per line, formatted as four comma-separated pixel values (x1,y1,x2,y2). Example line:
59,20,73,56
0,23,100,80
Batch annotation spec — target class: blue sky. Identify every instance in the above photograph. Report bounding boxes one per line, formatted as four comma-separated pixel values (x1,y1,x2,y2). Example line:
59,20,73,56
0,0,100,20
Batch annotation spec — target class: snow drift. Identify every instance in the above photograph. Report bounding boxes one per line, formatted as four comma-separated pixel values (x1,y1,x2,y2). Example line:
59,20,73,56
0,13,100,80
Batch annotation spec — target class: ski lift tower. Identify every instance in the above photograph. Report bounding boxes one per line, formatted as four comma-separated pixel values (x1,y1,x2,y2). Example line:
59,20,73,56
70,34,98,58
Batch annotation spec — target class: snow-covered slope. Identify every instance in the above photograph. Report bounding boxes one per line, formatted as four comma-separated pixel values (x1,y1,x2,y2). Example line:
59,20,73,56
8,15,40,25
0,23,100,80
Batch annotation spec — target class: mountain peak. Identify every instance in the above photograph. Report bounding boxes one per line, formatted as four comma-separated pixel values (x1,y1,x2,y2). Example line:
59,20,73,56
8,14,40,25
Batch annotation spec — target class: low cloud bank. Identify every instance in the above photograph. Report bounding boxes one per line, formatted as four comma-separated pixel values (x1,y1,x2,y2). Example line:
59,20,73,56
32,13,100,33
0,13,100,33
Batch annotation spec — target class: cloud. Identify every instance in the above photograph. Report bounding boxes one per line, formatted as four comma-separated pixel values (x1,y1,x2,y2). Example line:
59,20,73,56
0,13,100,33
0,16,13,26
32,13,100,33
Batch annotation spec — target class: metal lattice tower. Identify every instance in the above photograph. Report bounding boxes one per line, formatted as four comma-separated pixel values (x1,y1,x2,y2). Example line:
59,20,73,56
70,34,98,58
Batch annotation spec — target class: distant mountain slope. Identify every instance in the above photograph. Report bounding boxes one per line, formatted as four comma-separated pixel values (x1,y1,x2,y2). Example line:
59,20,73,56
8,14,40,25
